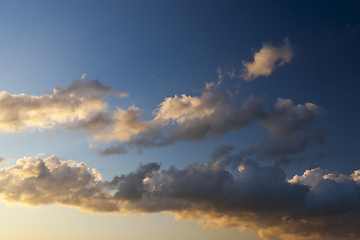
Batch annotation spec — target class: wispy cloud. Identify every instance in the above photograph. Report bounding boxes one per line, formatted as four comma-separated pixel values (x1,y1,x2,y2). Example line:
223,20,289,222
241,37,294,81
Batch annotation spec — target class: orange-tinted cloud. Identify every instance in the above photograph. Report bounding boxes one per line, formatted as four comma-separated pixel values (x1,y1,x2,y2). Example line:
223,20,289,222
1,155,360,240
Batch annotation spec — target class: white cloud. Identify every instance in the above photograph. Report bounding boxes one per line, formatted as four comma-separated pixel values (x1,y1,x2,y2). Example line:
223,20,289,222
0,79,127,133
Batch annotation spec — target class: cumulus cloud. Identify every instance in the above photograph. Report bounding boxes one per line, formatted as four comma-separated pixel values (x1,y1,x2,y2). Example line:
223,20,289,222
93,106,151,142
0,77,324,161
0,79,126,133
223,98,327,167
0,155,119,212
241,38,294,81
1,155,360,240
0,157,6,164
100,93,324,163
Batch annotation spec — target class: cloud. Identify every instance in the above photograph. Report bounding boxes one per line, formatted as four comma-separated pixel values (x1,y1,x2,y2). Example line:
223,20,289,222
98,145,128,156
1,155,360,239
0,78,324,162
68,111,114,132
0,155,119,212
241,38,294,81
93,106,151,142
211,145,234,161
106,94,325,164
223,98,327,167
0,79,126,133
53,78,128,98
0,157,6,164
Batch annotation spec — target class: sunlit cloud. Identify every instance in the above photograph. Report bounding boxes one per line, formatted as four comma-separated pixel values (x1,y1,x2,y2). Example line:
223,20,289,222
241,37,294,81
0,79,127,133
0,75,324,164
101,93,325,164
1,155,360,240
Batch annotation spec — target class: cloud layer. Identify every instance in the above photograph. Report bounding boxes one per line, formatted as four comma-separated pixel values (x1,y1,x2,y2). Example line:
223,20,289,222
0,78,323,163
1,155,360,240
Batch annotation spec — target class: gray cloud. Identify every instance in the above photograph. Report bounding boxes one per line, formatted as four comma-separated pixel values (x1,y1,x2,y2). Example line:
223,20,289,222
99,145,128,156
67,111,114,132
232,129,326,168
0,76,323,165
222,98,327,167
120,94,265,150
1,155,360,239
53,78,128,98
211,145,235,161
102,95,325,166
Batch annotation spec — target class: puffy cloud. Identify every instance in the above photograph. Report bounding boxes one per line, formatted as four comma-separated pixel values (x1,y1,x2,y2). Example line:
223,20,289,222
116,95,325,166
0,155,119,212
153,92,224,125
0,157,5,164
67,110,114,132
260,98,325,139
96,93,265,152
0,78,324,161
0,79,126,133
93,107,151,142
241,38,294,81
222,98,326,167
1,155,360,240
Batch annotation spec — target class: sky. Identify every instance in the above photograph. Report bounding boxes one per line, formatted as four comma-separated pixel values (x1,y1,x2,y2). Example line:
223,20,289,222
0,1,360,239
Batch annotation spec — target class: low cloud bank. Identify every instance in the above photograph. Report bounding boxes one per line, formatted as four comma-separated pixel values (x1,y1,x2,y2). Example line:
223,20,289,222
1,155,360,240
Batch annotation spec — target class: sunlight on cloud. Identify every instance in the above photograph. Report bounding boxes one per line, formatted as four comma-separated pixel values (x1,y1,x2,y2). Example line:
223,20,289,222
1,155,360,240
0,79,127,133
241,38,294,81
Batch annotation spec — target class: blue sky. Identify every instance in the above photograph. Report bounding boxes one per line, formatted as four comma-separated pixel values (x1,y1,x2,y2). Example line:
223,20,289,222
0,1,360,240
